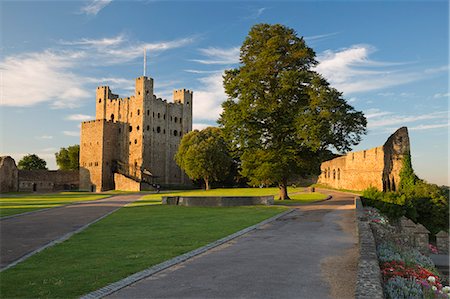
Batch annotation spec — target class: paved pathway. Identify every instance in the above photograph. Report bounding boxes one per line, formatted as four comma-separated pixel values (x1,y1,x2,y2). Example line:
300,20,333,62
0,194,142,269
107,190,358,299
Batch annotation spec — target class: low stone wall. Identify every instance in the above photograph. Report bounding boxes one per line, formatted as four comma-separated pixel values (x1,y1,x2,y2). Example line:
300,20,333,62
162,196,274,207
354,197,384,299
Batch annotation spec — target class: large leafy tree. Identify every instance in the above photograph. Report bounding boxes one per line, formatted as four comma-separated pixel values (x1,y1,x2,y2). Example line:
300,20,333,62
219,23,367,199
18,154,47,170
55,145,80,170
175,127,233,190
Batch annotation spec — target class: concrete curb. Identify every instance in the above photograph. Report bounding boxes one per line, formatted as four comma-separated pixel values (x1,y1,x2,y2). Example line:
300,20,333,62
0,195,136,272
354,196,384,299
81,208,296,299
0,195,114,221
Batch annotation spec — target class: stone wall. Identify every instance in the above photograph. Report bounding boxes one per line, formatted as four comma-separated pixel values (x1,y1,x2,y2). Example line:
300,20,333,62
80,76,193,192
113,173,141,192
318,127,410,191
162,196,274,207
0,156,18,192
19,170,79,192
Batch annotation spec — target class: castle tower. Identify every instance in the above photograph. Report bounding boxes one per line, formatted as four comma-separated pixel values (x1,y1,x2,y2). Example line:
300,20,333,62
80,74,193,192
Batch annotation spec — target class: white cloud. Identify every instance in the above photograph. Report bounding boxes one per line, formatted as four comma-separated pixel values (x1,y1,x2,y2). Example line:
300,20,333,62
191,47,240,65
364,108,393,119
367,110,448,129
315,45,420,94
304,32,340,43
60,34,124,47
433,92,450,99
424,65,449,74
80,0,112,15
409,123,450,131
1,34,195,108
193,73,227,122
0,51,90,108
42,147,58,152
66,114,92,121
193,123,214,131
35,135,53,140
246,7,266,19
63,130,80,137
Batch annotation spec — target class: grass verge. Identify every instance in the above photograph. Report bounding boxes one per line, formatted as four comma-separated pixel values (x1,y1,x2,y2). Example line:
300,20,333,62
0,192,109,217
0,204,286,298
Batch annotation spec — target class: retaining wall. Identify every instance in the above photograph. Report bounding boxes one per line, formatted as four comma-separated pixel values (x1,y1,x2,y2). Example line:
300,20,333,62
162,196,274,207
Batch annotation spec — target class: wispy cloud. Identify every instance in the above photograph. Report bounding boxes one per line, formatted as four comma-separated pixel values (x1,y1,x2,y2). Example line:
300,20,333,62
0,51,90,108
434,92,450,99
35,135,53,140
315,44,420,94
66,114,92,121
184,69,223,74
409,123,449,131
63,130,80,137
80,0,112,15
304,32,340,43
1,34,195,108
366,110,448,130
245,7,266,19
191,47,240,65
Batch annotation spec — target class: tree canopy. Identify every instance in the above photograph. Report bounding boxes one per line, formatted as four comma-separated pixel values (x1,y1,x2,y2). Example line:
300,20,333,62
175,127,233,190
55,145,80,170
219,23,367,199
18,154,47,170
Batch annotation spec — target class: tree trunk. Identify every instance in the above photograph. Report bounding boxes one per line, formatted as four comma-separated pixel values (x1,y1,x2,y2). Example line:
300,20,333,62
278,178,290,200
204,177,210,190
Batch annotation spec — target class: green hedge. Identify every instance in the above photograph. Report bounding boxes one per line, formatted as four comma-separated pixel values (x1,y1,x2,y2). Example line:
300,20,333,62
361,183,449,235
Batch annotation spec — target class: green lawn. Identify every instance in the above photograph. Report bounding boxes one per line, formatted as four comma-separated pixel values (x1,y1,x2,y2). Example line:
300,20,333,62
311,183,363,195
0,204,287,298
0,192,110,217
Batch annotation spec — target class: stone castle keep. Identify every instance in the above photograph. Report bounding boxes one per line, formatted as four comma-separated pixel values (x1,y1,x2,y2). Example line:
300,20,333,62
318,127,410,191
80,76,193,192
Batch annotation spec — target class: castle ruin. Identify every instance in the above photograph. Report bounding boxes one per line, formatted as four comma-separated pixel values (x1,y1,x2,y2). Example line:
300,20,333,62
80,76,193,192
318,127,410,191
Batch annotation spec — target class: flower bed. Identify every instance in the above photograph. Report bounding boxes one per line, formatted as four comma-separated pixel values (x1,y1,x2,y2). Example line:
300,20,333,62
364,207,450,299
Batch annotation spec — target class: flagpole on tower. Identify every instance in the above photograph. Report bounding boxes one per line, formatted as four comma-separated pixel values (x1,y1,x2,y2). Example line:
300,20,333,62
143,48,147,77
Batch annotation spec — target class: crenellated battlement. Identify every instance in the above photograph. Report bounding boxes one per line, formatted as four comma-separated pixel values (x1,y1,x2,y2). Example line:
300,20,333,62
80,74,194,192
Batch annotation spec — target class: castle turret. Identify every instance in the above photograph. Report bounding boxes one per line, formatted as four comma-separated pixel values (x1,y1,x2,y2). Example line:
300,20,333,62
173,89,193,134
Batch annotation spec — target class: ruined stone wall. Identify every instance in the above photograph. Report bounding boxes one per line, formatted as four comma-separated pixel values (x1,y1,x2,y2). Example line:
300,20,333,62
18,170,79,192
113,173,141,191
318,127,410,191
80,76,193,192
0,156,18,192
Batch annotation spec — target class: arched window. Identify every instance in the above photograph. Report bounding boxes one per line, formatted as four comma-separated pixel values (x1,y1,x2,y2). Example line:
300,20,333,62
129,126,132,132
174,117,178,123
137,109,140,115
137,126,140,131
157,127,161,133
158,113,160,118
337,169,340,180
174,130,177,136
147,110,150,116
146,125,150,131
134,139,137,144
98,98,102,103
110,114,114,122
333,169,336,180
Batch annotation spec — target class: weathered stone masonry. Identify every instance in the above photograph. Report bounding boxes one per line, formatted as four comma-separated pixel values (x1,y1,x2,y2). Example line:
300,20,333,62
318,127,410,191
80,76,193,192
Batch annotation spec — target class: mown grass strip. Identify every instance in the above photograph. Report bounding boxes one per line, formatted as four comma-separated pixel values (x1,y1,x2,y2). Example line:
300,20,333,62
0,204,286,298
0,193,110,217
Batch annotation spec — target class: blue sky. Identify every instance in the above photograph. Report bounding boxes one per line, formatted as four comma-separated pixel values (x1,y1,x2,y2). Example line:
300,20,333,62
0,0,448,185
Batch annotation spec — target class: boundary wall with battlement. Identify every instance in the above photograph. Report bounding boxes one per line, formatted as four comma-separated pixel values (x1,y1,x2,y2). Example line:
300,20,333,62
318,127,410,191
